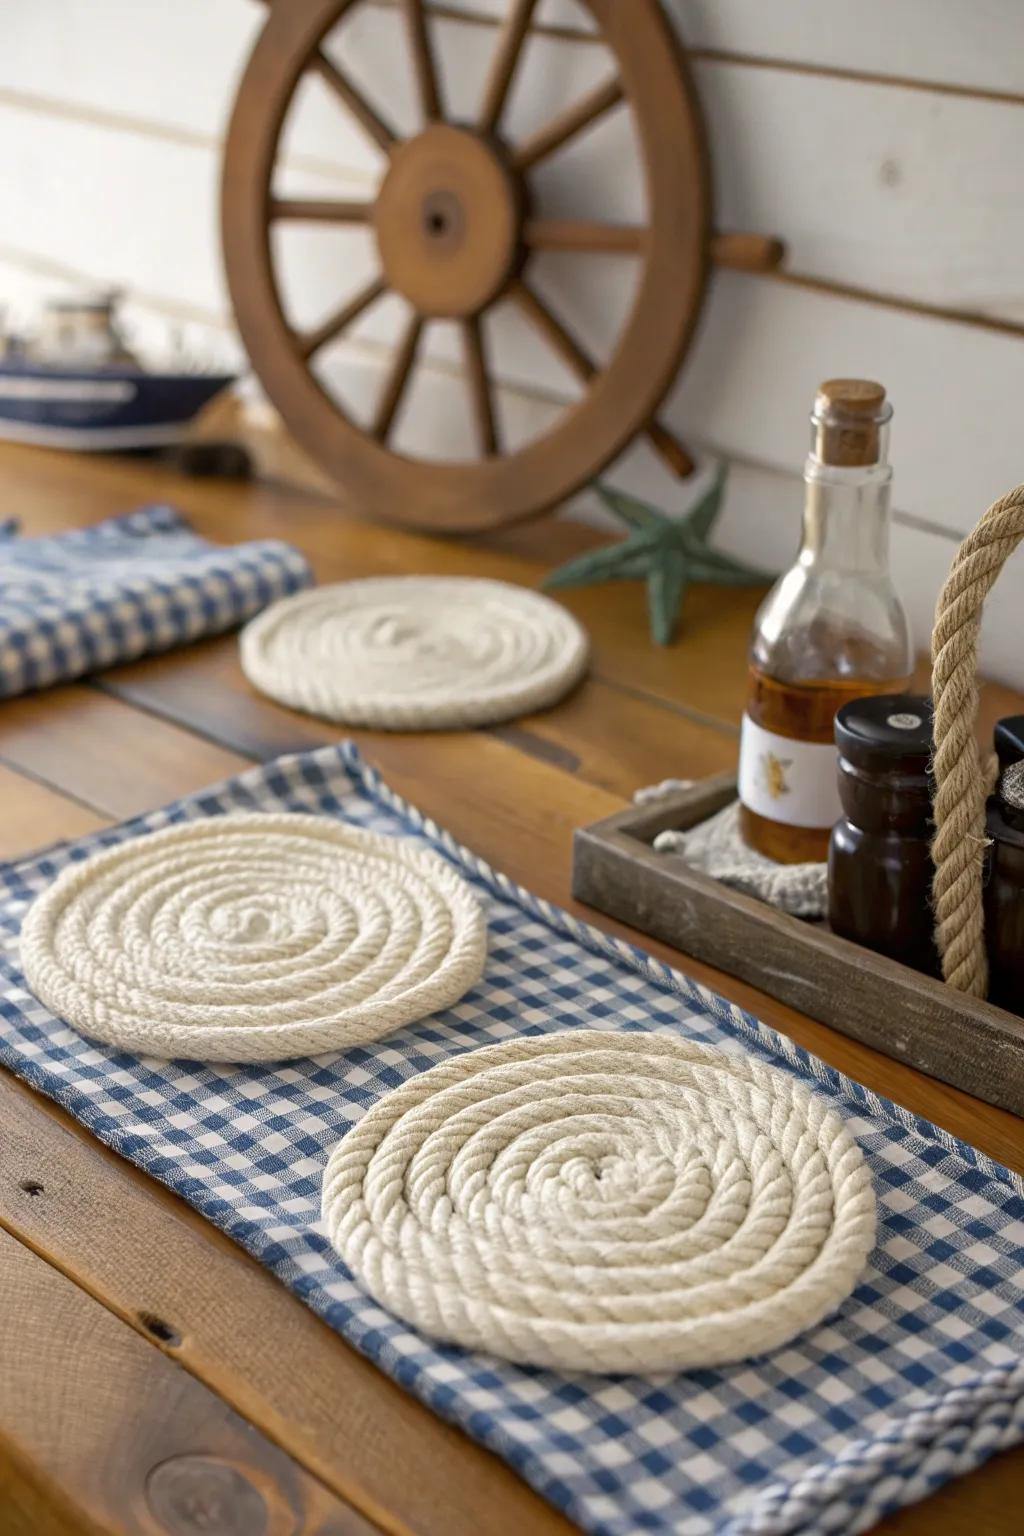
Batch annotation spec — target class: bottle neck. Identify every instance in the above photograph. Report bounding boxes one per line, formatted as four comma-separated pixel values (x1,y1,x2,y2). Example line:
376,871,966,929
799,457,893,574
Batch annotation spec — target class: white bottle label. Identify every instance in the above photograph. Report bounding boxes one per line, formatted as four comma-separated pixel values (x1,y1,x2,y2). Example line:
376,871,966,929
737,714,842,829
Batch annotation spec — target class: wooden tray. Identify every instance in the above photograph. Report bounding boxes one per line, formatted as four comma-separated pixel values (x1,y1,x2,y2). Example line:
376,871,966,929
572,771,1024,1118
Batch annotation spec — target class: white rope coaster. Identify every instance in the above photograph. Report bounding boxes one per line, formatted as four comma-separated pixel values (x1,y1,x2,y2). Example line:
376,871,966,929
20,814,487,1063
654,802,828,919
322,1030,876,1374
239,576,589,730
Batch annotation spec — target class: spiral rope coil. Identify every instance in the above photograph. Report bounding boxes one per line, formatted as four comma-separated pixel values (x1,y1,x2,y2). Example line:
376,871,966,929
931,483,1024,995
239,576,589,730
322,1031,876,1373
21,813,487,1062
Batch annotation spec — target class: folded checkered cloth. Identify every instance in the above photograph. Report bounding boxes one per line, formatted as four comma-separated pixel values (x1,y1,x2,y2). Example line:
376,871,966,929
0,744,1021,1536
0,504,311,698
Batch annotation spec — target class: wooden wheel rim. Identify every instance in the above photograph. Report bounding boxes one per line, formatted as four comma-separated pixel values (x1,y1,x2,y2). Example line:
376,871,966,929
222,0,710,531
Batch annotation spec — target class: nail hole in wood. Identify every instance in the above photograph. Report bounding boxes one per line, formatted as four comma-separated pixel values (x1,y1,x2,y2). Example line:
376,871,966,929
139,1312,182,1347
19,1178,44,1197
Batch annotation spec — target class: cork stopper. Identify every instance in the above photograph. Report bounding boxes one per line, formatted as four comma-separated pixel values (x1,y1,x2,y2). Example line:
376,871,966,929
813,379,891,467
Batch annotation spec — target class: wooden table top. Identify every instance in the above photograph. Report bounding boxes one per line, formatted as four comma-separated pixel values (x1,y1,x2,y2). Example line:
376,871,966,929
0,439,1020,1536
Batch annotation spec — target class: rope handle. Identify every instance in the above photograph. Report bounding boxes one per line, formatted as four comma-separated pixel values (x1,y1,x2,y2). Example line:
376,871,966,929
931,483,1024,996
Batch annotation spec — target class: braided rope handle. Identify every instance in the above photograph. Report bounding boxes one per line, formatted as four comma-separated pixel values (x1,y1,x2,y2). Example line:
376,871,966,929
931,483,1024,995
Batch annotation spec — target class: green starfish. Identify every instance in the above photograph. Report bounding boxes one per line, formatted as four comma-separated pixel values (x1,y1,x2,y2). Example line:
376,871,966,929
543,469,770,646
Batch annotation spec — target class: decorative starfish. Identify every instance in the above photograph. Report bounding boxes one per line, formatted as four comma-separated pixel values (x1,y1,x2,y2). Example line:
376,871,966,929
543,470,769,645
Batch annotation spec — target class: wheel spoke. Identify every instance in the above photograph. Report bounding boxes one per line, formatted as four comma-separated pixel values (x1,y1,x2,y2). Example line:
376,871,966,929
509,278,595,383
524,218,647,254
371,314,424,441
512,77,623,171
510,280,694,476
478,0,540,134
401,0,444,123
298,276,387,360
311,53,398,153
643,420,695,477
461,317,499,457
710,232,786,272
270,197,374,222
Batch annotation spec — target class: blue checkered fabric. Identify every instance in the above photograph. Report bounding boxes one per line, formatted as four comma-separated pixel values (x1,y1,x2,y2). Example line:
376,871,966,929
0,743,1021,1536
0,504,311,697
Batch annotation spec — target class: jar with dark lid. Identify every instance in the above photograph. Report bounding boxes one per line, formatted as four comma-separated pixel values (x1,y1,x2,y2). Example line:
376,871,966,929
994,714,1024,778
984,759,1024,1013
827,693,938,974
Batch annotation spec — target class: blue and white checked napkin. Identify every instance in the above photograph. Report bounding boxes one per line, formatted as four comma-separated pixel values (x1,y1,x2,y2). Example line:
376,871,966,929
0,743,1021,1536
0,504,311,698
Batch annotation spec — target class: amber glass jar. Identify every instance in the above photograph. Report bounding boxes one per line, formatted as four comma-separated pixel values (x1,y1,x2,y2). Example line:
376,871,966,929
827,694,938,975
738,380,913,863
984,761,1024,1014
994,715,1024,778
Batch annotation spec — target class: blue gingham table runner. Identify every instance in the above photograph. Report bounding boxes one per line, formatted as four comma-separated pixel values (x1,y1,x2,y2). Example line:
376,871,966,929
0,743,1021,1536
0,504,311,697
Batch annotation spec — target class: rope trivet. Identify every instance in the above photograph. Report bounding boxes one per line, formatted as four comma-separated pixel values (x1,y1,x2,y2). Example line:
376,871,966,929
931,482,1024,995
653,802,827,918
20,813,487,1063
240,576,589,730
322,1030,876,1373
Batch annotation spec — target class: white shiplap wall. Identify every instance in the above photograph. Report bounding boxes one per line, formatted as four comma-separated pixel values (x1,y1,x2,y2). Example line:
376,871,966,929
3,1,1024,682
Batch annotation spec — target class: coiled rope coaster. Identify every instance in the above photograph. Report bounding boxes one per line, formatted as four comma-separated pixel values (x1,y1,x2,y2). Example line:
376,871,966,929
239,576,589,730
21,814,487,1063
322,1030,876,1373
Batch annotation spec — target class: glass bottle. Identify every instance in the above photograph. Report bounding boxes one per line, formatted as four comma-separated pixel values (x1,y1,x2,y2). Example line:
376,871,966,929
737,379,913,864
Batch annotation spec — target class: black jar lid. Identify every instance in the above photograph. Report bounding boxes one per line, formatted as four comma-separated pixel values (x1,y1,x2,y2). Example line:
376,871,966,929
995,715,1024,775
834,693,933,772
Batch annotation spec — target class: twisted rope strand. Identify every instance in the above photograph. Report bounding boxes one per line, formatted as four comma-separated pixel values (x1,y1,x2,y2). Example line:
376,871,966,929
931,483,1024,994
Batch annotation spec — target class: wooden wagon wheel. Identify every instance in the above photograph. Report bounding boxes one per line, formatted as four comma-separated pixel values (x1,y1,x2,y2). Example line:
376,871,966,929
223,0,777,532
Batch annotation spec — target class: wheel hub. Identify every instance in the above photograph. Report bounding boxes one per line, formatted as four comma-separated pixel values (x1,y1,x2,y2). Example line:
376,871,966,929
373,124,522,319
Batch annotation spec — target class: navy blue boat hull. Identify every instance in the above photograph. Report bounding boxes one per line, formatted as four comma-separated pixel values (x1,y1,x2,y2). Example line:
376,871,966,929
0,365,235,449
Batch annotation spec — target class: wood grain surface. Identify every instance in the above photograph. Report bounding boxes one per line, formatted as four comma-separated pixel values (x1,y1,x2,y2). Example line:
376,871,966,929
0,1226,380,1536
0,763,107,858
0,439,1021,1535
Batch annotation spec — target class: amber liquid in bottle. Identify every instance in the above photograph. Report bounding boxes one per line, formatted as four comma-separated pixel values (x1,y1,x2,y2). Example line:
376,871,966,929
737,379,913,865
738,667,909,862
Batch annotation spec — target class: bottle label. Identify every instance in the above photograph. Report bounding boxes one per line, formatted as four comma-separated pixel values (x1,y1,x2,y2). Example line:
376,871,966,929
737,714,842,829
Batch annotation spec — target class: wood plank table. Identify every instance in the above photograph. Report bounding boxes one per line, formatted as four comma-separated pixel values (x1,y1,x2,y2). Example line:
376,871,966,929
0,439,1020,1536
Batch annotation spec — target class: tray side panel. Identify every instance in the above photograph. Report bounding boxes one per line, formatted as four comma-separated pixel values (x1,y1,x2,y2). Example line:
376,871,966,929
572,824,1024,1118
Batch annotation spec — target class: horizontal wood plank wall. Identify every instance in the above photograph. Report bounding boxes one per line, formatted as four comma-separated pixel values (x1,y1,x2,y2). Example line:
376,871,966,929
397,0,1024,98
3,0,1024,682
